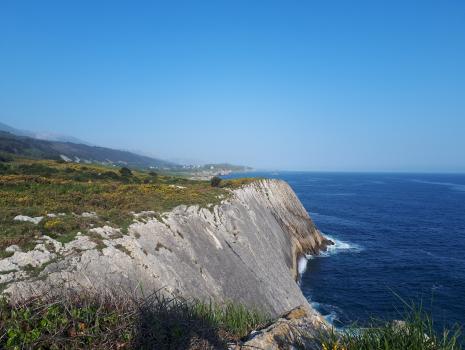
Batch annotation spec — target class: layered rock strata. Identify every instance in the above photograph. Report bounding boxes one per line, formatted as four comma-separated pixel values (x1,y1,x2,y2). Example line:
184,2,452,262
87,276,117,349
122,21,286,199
2,179,331,319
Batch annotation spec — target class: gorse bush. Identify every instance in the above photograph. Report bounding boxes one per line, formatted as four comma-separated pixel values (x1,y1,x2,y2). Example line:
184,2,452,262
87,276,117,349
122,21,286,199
0,163,9,173
119,167,133,177
0,292,269,350
17,163,59,177
210,176,221,187
0,152,14,162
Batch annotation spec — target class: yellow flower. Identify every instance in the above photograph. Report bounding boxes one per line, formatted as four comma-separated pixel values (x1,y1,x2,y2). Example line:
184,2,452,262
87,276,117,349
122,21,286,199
44,219,62,230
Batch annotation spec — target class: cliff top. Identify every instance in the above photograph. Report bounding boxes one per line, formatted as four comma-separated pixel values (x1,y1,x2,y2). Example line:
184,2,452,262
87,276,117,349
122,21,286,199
0,156,256,255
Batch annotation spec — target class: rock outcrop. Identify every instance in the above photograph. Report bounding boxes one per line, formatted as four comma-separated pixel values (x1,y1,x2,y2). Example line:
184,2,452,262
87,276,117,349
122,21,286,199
2,179,330,319
235,306,327,350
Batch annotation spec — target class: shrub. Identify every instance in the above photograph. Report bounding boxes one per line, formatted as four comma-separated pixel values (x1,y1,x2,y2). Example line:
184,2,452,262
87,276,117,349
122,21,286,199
17,163,58,177
0,294,133,349
0,152,13,162
0,163,9,173
100,171,120,180
0,291,269,349
119,167,133,177
39,217,82,239
211,176,222,187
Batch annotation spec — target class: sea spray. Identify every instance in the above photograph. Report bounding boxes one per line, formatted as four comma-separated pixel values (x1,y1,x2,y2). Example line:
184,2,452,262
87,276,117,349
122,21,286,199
298,255,310,275
307,233,362,259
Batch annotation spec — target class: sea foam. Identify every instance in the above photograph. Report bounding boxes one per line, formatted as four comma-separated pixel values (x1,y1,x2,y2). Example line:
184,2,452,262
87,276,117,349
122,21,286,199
317,234,362,257
300,234,361,272
310,301,341,326
297,254,312,275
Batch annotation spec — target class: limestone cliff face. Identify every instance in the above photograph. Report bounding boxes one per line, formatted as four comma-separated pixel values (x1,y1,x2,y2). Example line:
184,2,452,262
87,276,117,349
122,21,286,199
3,179,330,317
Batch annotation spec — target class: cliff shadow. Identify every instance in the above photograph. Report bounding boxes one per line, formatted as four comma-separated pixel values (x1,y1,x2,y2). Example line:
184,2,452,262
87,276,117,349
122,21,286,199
132,293,230,350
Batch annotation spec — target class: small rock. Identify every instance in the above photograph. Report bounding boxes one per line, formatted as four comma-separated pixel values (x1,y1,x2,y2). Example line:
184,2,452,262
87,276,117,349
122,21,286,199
9,250,54,268
60,154,72,162
133,211,157,219
169,185,186,189
5,245,21,253
284,306,308,320
64,235,98,251
239,306,326,350
89,226,120,239
81,212,98,218
13,215,43,225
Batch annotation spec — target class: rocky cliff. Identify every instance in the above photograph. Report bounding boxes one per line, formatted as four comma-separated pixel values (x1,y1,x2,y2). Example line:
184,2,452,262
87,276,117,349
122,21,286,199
2,179,330,319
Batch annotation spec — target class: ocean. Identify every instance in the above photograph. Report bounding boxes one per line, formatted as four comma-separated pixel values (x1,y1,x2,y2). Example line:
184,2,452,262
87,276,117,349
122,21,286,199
225,172,465,329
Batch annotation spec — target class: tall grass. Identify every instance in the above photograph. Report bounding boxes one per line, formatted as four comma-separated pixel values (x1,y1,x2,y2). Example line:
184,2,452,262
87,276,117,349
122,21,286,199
0,291,269,350
318,306,462,350
192,301,267,338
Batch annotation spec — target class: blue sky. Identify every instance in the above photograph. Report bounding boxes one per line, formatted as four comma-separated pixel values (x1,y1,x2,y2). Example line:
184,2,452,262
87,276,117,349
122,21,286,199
1,1,464,172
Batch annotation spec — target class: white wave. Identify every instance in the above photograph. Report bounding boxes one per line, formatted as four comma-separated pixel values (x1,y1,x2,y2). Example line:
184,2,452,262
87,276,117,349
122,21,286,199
297,256,309,275
310,301,340,326
310,234,362,258
324,311,338,324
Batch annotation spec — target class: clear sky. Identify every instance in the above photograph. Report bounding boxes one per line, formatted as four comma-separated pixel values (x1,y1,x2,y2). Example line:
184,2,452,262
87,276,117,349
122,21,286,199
1,1,464,172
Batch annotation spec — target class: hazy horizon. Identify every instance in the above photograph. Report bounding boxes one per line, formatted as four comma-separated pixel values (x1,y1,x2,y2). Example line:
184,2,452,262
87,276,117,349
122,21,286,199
1,1,464,172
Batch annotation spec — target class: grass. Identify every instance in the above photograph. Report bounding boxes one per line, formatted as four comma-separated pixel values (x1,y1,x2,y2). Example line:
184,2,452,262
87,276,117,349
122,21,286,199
0,291,270,350
317,306,462,350
4,292,459,350
0,156,256,252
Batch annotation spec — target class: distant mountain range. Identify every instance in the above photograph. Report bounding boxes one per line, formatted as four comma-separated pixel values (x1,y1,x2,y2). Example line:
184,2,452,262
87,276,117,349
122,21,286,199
0,122,178,169
0,122,91,145
0,122,251,172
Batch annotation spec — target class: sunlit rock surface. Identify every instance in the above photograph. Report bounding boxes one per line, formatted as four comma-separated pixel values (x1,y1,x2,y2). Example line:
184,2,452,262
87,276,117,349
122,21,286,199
3,179,330,318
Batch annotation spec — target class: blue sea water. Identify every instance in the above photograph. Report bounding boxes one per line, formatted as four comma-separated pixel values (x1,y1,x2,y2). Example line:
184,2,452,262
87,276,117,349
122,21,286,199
226,172,465,329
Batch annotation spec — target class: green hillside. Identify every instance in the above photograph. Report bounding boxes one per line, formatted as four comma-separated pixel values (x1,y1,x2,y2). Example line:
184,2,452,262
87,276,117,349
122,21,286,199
0,131,177,169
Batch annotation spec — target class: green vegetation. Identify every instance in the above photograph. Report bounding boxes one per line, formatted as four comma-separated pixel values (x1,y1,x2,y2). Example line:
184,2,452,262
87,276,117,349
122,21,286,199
210,176,222,187
0,151,14,163
119,166,133,177
0,292,269,349
0,130,177,169
0,130,250,173
318,307,462,350
3,291,460,350
0,156,256,251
